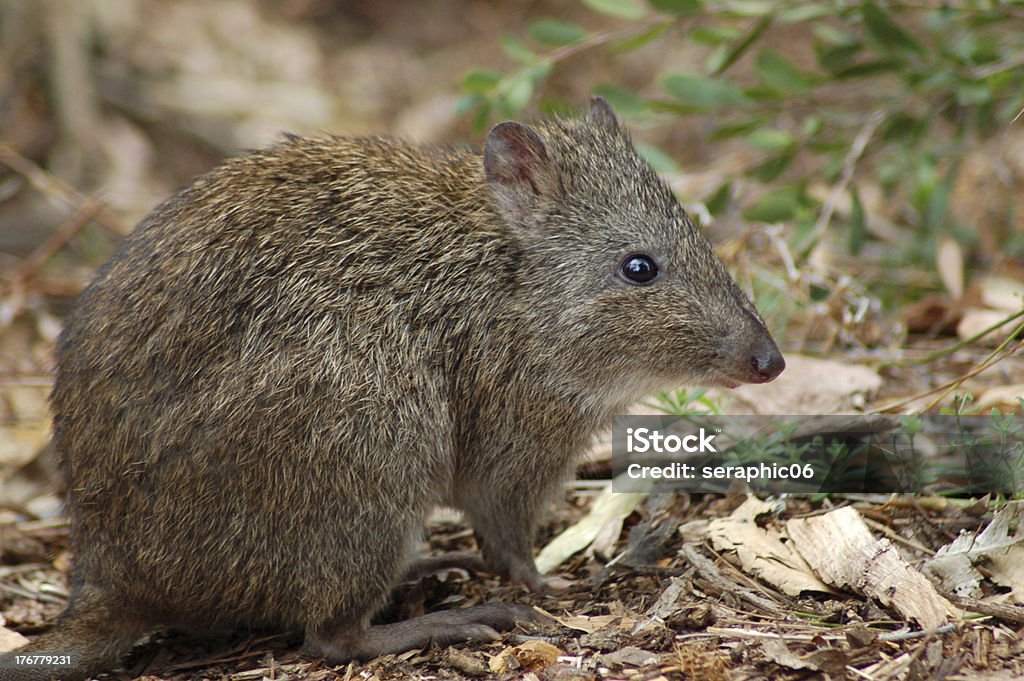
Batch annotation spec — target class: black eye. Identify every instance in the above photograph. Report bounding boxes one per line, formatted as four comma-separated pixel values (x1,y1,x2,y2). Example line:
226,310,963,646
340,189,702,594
620,253,659,285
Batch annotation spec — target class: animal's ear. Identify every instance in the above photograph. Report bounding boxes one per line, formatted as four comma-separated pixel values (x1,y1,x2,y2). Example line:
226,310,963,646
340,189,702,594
588,96,619,130
484,121,560,225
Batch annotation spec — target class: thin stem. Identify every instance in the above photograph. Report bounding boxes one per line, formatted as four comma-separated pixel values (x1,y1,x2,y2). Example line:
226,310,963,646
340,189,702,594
922,318,1024,412
886,307,1024,368
796,107,887,262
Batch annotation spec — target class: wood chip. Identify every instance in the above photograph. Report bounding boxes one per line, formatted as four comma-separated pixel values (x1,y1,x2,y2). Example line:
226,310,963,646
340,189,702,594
707,496,835,597
677,543,785,617
488,640,562,674
786,506,958,629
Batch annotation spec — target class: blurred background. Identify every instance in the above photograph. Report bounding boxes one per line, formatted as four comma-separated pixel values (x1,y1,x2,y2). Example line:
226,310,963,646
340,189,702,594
1,0,1023,545
1,3,1024,676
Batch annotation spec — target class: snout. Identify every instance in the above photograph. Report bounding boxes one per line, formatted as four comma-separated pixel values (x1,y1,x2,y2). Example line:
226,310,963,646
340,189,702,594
744,334,785,384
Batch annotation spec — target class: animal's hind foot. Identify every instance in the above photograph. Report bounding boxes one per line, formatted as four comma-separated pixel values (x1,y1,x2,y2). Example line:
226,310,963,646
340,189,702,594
305,603,544,663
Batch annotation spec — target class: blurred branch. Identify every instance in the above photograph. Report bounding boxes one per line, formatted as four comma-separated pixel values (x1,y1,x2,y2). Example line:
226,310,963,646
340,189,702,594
0,143,129,235
2,200,101,291
44,0,100,180
922,321,1024,412
796,107,887,262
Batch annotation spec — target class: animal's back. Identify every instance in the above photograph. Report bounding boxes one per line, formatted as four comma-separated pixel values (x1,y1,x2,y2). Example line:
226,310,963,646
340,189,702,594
52,135,507,628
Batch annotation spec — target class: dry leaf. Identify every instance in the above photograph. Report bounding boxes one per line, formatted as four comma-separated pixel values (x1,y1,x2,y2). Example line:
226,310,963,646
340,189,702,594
645,576,690,623
786,507,958,629
760,639,817,671
707,497,835,597
924,501,1024,603
979,275,1024,312
902,293,961,334
550,614,618,634
0,356,51,488
0,421,50,488
936,236,964,299
445,648,489,677
976,384,1024,411
0,627,28,653
957,308,1020,346
725,355,882,415
600,646,659,667
535,482,645,574
488,640,562,673
761,640,848,674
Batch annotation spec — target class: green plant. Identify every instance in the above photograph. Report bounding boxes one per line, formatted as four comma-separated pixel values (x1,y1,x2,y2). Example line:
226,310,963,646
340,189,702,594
459,0,1024,319
646,386,722,415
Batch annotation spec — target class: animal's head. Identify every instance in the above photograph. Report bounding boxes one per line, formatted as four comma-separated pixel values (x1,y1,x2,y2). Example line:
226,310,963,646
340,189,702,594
484,98,784,398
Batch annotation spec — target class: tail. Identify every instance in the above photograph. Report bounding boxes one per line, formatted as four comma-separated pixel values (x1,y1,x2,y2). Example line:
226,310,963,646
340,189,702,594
0,588,147,681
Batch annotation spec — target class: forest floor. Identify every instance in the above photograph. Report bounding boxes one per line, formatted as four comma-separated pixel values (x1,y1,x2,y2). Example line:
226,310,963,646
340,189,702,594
1,1,1023,679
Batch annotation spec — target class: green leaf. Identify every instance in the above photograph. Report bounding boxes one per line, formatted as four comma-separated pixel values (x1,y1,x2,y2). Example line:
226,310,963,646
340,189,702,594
742,85,786,102
611,21,670,51
746,128,795,151
808,282,830,301
721,0,773,17
833,59,902,79
500,64,552,114
708,14,772,75
813,23,856,46
710,118,762,140
648,0,702,16
778,4,831,22
748,151,795,182
823,154,845,182
847,185,867,255
501,34,536,64
528,19,588,46
922,163,958,234
593,84,649,115
956,81,992,106
470,100,493,132
743,188,802,222
880,112,925,144
816,43,862,74
861,2,924,55
801,115,822,137
455,93,483,115
461,70,502,94
501,78,534,113
691,26,741,45
581,0,646,20
662,74,753,109
634,142,681,174
755,50,816,94
917,69,955,91
706,181,732,215
539,97,575,117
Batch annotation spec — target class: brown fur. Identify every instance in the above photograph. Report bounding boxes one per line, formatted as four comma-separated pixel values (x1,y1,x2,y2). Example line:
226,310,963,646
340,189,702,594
0,99,782,680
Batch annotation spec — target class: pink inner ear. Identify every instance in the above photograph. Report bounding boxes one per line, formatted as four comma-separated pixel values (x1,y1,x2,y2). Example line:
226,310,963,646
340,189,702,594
485,122,550,196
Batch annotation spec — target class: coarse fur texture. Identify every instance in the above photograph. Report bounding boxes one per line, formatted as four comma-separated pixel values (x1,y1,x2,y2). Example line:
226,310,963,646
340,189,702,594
0,99,782,680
